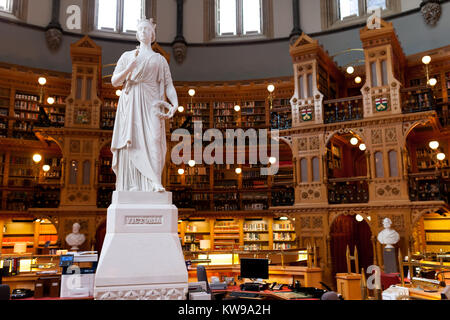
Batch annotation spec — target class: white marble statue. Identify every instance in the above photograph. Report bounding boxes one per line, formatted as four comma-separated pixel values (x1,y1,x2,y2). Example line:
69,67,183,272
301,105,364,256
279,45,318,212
377,218,400,249
65,222,86,251
111,18,178,193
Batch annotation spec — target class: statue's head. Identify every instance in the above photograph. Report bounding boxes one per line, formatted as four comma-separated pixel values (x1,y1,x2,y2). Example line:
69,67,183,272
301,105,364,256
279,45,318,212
136,18,156,45
382,218,392,229
73,222,81,233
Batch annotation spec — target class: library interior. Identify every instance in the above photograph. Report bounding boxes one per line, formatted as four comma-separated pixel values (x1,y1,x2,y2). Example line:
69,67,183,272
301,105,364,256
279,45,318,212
0,0,450,301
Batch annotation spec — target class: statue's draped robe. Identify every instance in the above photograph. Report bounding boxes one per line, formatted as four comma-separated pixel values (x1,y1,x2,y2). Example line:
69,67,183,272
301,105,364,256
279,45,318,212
111,50,172,191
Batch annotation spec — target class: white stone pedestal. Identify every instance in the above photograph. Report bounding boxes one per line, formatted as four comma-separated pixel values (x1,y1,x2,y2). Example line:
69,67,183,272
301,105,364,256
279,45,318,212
93,192,188,300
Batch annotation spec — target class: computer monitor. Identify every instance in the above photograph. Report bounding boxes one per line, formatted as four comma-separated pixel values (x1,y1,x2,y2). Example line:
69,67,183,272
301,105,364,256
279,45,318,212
240,258,269,280
59,255,74,268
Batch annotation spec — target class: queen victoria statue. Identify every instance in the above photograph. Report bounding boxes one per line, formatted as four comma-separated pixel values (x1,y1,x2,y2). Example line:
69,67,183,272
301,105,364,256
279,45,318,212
94,18,188,300
111,18,178,193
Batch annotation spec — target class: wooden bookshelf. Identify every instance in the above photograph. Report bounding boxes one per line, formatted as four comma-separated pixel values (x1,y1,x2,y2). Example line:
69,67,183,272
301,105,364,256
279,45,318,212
101,98,118,130
273,219,297,250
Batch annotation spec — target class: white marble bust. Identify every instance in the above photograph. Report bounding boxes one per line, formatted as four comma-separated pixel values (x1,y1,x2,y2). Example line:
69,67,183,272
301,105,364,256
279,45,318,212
65,222,86,251
377,218,400,249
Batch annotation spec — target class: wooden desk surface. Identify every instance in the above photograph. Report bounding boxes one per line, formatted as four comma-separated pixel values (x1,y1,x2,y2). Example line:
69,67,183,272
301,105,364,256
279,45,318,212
213,286,319,300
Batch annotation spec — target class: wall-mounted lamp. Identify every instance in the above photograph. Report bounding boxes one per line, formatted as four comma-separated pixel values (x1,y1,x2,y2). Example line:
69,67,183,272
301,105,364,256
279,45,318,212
355,76,362,84
38,77,47,86
359,144,367,151
178,168,185,175
43,165,51,172
235,168,242,175
33,154,42,164
350,137,359,146
422,55,436,87
267,84,275,110
437,153,446,161
188,160,196,167
178,106,185,113
38,77,47,103
429,140,439,150
47,97,55,105
355,214,364,222
279,216,289,221
346,66,355,74
116,90,122,97
234,105,241,112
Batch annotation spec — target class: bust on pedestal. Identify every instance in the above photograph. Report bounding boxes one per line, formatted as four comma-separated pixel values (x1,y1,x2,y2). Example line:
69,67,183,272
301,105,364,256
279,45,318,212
93,18,188,300
65,223,86,251
377,218,400,274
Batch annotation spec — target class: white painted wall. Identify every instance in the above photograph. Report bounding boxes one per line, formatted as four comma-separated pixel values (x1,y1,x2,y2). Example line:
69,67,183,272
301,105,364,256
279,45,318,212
156,0,177,43
183,0,204,43
300,0,322,34
273,0,292,38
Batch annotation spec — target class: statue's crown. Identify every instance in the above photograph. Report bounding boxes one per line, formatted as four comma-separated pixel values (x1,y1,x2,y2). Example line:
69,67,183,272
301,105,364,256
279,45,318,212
137,17,156,29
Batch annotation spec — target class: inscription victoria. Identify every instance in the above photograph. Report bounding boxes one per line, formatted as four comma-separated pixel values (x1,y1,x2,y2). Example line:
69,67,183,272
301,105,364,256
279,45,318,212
125,216,163,225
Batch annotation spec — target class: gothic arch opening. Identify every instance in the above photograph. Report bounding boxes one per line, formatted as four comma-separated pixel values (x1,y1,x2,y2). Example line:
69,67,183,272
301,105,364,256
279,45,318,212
330,214,374,276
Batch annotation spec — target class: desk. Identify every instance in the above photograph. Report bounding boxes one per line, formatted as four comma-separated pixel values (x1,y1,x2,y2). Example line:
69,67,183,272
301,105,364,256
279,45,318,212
188,265,322,288
408,287,442,300
213,286,319,300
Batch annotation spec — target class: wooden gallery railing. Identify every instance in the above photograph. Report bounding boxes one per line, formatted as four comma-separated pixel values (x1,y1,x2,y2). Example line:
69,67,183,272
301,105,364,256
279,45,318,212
401,86,435,114
324,96,363,124
327,176,369,204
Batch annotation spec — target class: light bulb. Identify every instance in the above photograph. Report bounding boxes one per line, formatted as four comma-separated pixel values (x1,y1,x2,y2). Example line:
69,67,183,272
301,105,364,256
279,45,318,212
38,77,47,86
188,89,196,97
116,90,122,97
359,144,367,151
47,97,55,105
33,154,42,163
267,84,275,93
437,153,446,161
235,168,242,175
428,78,437,87
269,157,277,164
355,76,362,84
429,141,439,150
178,106,185,113
279,217,289,221
188,160,196,167
356,214,364,222
43,165,51,172
178,168,185,175
346,66,355,74
367,216,372,221
234,105,241,112
350,137,359,146
422,55,431,65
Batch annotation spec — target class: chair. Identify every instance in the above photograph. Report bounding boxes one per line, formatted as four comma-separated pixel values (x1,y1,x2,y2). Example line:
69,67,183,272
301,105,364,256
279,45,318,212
381,272,401,291
196,265,211,293
0,285,10,301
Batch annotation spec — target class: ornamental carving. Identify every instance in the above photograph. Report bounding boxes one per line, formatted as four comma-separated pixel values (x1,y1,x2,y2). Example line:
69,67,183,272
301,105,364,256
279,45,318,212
312,216,323,229
371,129,383,145
421,0,442,26
70,140,81,153
375,184,401,197
309,136,320,150
298,138,308,151
300,217,311,229
385,127,397,143
95,287,187,300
